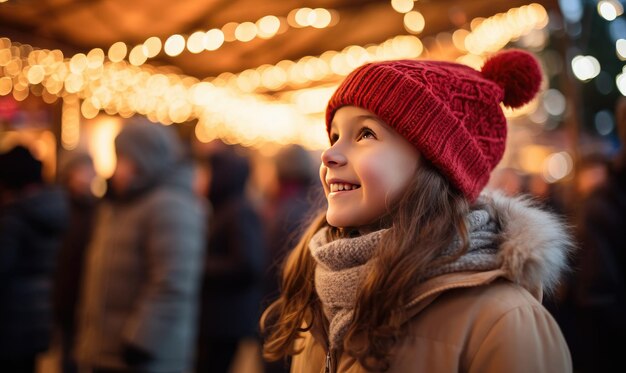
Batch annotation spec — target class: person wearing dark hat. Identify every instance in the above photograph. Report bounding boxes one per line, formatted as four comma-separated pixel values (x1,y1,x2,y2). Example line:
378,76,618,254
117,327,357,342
0,145,69,373
75,119,206,373
260,50,573,372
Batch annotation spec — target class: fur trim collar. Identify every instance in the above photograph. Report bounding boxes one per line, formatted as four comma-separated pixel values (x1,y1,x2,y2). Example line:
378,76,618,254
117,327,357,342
479,192,575,297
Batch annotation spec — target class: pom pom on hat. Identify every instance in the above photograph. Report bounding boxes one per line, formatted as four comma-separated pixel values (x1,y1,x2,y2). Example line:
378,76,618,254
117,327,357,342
481,49,542,108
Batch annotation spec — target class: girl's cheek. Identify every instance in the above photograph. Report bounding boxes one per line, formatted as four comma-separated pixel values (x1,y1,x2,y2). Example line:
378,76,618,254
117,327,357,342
319,163,329,196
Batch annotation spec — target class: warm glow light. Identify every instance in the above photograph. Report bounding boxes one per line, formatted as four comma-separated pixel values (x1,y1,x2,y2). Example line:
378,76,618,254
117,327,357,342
543,152,573,183
69,53,88,73
617,69,626,95
463,4,548,55
289,86,337,114
129,45,147,66
519,145,551,174
0,49,11,65
617,39,626,60
169,100,192,123
391,0,414,13
27,65,45,84
108,42,127,62
87,48,105,68
187,31,206,54
287,9,299,28
1,16,526,152
288,7,335,29
4,59,21,77
195,122,216,143
392,35,423,58
190,82,216,105
51,49,64,63
89,116,121,178
311,8,332,28
164,34,185,57
90,177,107,198
572,55,601,81
456,54,484,70
223,34,424,93
598,0,624,21
204,29,225,51
13,86,29,101
235,22,257,42
236,69,261,92
65,73,84,93
294,8,313,27
62,97,80,150
261,66,288,90
222,22,239,42
143,37,162,58
257,15,281,38
0,2,545,153
452,29,469,51
81,98,100,119
404,11,425,34
41,90,58,104
0,76,12,95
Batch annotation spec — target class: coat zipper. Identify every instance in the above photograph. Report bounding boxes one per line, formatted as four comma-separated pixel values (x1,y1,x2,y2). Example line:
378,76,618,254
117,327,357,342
325,349,333,373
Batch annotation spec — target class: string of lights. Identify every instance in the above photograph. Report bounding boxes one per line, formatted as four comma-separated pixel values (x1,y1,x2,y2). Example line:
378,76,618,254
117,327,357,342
92,7,340,67
0,3,558,153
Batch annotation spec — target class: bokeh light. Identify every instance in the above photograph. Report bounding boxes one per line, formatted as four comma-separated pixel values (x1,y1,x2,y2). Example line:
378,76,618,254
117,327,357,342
143,37,162,58
571,55,601,81
404,11,426,34
108,42,127,62
204,29,225,51
391,0,414,14
164,34,185,57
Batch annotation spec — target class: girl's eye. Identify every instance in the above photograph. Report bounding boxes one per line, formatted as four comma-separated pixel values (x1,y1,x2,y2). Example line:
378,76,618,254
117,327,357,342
329,133,339,145
357,127,376,141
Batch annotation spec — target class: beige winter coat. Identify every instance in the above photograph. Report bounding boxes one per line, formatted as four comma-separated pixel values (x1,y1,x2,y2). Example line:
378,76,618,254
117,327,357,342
291,193,573,373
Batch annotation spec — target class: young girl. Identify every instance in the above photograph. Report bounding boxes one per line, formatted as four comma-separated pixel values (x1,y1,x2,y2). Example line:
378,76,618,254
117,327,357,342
261,50,573,372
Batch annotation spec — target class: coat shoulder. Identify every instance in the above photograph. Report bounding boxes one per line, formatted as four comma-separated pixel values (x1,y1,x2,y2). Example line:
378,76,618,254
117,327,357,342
143,185,205,220
402,280,571,372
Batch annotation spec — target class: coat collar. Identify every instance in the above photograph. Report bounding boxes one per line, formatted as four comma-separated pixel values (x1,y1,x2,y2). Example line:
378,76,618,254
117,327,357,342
403,191,574,319
480,191,573,297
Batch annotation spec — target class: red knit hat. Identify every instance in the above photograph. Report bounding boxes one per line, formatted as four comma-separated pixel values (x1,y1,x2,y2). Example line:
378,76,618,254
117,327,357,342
325,49,542,201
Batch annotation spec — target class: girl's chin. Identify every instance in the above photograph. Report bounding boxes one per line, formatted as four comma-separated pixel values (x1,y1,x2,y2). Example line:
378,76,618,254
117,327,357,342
326,215,357,229
326,215,384,234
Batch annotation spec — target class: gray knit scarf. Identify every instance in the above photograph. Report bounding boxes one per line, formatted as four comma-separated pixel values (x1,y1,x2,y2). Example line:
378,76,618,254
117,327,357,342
309,209,499,349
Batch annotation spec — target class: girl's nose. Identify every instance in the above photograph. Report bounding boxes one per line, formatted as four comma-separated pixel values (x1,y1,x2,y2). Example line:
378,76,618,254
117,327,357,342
321,144,347,168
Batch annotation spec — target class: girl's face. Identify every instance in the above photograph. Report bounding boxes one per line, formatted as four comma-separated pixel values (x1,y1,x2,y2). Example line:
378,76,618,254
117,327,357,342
320,106,420,229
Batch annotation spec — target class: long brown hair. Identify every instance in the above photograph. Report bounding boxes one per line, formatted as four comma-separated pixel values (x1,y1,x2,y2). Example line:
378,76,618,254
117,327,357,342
260,160,470,370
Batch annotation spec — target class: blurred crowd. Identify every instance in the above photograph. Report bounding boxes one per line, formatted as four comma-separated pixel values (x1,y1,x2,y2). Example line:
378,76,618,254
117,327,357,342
0,98,624,373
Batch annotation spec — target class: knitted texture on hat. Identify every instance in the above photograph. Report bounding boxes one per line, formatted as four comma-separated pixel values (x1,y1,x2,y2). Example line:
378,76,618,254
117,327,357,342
326,50,542,201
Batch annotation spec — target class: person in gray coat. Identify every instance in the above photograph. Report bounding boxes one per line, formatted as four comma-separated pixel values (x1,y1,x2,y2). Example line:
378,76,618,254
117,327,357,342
75,119,206,373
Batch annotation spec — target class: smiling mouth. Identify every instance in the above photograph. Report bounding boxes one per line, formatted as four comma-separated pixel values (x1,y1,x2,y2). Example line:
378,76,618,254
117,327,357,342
329,182,361,192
